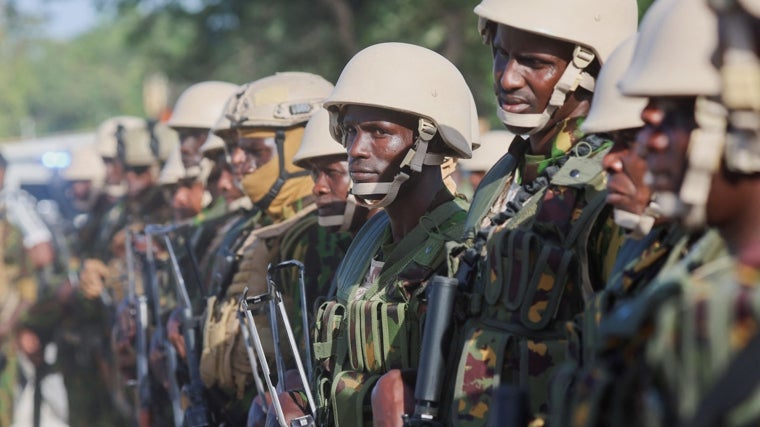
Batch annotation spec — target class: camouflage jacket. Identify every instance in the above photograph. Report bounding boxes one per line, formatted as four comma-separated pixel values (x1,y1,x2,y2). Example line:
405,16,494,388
550,223,699,427
199,201,350,402
440,119,625,426
556,230,751,427
313,192,469,427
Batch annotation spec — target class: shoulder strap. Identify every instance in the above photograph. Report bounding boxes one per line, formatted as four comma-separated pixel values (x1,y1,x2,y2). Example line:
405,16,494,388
334,211,390,303
463,137,527,238
371,198,467,298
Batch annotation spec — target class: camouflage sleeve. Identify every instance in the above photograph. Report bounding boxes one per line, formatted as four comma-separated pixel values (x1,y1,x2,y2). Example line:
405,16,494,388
587,206,627,290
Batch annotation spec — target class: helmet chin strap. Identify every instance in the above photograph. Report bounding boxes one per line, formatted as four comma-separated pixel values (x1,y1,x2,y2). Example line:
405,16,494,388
352,118,443,209
613,200,661,239
105,183,127,198
318,194,358,232
498,46,596,135
720,10,760,173
674,97,727,229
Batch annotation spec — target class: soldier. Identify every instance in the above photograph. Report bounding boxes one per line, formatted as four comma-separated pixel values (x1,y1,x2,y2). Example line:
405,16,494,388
546,22,719,425
166,80,240,222
95,116,144,203
0,152,49,427
582,0,760,424
434,0,638,425
307,42,477,427
292,108,378,239
61,145,112,260
196,72,350,426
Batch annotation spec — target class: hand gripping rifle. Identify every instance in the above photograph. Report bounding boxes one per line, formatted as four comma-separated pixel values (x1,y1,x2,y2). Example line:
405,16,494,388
125,229,152,420
237,259,316,427
402,275,459,427
141,228,184,427
161,231,212,427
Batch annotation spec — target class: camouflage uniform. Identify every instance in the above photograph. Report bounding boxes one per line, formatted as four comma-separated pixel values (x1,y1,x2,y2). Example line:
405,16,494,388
313,194,468,427
553,231,730,426
0,214,39,427
441,119,625,425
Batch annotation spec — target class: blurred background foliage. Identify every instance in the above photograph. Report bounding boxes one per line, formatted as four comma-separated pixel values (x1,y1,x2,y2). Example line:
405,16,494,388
0,0,655,139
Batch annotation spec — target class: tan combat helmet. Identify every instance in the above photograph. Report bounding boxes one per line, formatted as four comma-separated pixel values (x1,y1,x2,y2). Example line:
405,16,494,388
62,144,106,187
458,130,513,174
96,115,145,160
168,81,239,176
121,121,180,168
229,72,334,214
473,0,638,134
62,144,107,211
167,81,239,130
158,143,186,186
324,42,480,208
620,0,722,229
707,0,760,174
581,35,646,135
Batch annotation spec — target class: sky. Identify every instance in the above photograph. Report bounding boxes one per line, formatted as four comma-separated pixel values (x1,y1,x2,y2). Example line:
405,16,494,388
16,0,99,40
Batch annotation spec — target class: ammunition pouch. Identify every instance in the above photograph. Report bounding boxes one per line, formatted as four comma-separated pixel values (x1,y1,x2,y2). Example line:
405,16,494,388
199,295,251,399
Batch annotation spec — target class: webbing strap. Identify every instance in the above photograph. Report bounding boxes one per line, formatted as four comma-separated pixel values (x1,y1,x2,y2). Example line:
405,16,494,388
334,212,390,303
463,137,527,237
371,198,466,298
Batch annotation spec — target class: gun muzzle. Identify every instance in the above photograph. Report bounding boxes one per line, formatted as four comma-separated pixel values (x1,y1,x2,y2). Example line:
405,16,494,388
413,275,458,420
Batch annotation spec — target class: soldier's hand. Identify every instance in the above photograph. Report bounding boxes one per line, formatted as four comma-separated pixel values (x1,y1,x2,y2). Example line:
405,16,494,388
371,369,415,427
79,258,110,299
166,307,186,360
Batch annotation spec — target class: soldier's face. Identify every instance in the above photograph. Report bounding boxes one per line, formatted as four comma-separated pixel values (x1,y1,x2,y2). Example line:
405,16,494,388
491,25,573,133
215,166,244,206
172,179,205,220
125,166,154,198
177,128,207,170
308,156,350,219
231,136,276,183
603,128,651,215
640,97,696,197
342,105,417,190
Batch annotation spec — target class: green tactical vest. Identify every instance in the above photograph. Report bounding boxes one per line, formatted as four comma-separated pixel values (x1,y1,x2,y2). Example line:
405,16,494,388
444,136,614,427
313,196,468,427
557,230,729,427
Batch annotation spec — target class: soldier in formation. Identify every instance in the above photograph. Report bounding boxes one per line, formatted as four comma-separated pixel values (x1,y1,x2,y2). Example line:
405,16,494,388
5,2,760,425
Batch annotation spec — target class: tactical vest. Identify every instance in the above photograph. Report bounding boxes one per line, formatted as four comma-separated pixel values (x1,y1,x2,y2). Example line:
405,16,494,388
558,231,740,427
313,196,468,427
199,204,315,398
444,136,614,426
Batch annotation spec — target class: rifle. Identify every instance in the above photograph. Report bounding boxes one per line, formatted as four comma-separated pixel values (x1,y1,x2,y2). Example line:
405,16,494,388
162,232,212,427
125,229,151,422
237,260,317,427
403,275,458,427
142,229,185,427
